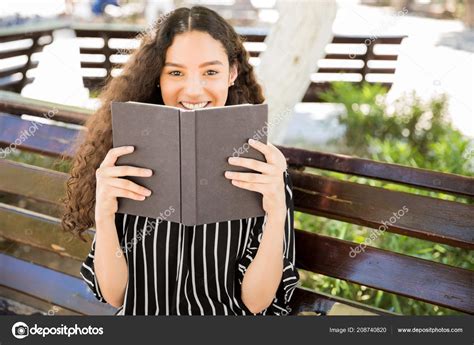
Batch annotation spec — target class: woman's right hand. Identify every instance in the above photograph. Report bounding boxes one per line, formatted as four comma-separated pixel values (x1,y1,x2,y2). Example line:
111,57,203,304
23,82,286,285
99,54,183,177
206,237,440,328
95,146,153,221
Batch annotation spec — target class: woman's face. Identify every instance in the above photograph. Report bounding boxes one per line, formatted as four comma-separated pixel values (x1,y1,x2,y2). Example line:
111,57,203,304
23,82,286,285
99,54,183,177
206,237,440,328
159,30,238,110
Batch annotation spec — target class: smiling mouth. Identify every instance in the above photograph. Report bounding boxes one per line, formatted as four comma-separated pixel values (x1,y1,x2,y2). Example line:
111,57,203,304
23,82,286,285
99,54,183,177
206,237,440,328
180,101,211,110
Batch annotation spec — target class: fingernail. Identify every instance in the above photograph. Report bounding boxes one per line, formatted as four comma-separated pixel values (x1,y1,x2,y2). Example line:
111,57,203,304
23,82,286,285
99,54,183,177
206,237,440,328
145,189,152,196
248,139,255,144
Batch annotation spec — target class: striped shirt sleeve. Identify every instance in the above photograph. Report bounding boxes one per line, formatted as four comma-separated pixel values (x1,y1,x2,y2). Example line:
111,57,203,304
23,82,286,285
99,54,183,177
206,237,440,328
236,169,300,315
80,213,127,303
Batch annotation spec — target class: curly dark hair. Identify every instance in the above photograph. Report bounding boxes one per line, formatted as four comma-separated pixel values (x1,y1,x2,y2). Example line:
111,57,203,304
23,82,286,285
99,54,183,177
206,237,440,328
61,6,265,239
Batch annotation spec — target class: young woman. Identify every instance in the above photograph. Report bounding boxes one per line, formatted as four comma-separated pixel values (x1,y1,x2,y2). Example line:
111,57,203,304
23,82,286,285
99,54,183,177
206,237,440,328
62,6,299,316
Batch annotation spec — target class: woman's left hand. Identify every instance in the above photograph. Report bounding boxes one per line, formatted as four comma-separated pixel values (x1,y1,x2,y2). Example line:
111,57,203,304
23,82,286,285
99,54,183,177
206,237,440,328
225,139,287,216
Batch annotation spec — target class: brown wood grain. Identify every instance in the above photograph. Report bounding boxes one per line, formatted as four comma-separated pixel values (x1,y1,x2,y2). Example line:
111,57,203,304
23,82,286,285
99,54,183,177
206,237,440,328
295,230,473,314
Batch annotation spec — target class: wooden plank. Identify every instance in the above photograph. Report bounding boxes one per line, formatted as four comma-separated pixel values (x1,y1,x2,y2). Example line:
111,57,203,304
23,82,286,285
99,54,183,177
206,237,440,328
295,230,473,314
324,53,366,60
79,47,107,55
291,171,474,249
73,23,143,38
0,46,36,59
0,253,116,315
73,23,270,41
0,202,93,261
0,65,27,79
0,20,67,42
0,32,51,45
0,113,81,158
0,286,80,315
317,67,363,74
0,90,92,124
325,54,399,61
0,81,23,94
80,61,110,69
0,160,67,204
332,35,406,44
289,287,397,316
279,147,474,197
366,68,397,74
0,61,39,75
1,236,82,279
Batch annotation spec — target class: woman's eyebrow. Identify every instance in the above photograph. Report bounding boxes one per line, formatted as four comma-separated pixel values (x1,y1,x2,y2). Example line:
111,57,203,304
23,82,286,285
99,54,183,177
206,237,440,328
164,60,224,68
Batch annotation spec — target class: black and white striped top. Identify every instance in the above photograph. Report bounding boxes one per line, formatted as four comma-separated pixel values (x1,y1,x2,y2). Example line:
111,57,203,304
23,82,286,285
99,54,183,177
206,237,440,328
80,170,299,315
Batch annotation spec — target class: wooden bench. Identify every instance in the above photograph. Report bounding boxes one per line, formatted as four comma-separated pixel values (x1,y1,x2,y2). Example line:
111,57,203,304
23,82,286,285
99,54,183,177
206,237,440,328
279,147,473,315
0,21,67,93
0,22,406,100
72,24,406,102
0,91,472,315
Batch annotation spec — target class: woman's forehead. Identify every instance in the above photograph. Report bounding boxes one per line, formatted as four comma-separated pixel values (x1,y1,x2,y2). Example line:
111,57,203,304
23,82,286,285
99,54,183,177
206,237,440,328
164,31,229,67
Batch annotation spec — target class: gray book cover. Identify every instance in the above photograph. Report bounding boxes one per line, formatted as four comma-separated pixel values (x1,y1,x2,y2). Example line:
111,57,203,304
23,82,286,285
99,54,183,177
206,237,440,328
111,101,268,226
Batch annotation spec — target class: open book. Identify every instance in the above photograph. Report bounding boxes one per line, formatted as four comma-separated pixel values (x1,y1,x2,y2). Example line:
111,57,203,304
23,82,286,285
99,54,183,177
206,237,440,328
111,101,268,226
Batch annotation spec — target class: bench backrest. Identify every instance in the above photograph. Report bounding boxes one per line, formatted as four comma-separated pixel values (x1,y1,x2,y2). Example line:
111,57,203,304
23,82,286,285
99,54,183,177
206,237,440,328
0,22,67,93
72,24,406,102
0,91,472,315
0,22,406,99
278,146,473,314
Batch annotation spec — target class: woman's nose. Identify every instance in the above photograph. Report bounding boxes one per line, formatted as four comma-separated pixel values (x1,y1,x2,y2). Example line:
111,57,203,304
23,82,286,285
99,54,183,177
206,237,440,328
183,76,205,96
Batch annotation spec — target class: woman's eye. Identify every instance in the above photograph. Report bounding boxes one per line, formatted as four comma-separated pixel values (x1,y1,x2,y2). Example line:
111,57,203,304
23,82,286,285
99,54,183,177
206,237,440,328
206,70,218,76
169,71,182,76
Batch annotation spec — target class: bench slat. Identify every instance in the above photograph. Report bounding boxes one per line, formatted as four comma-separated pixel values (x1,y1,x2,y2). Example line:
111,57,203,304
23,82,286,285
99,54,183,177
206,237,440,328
0,90,92,124
0,20,66,42
0,286,79,315
0,202,93,261
331,36,406,44
0,253,116,315
0,159,67,204
295,230,473,314
292,171,474,249
0,46,42,60
280,146,474,197
289,287,397,316
1,237,82,279
317,67,364,74
80,61,112,69
0,65,28,79
0,113,80,158
325,53,399,61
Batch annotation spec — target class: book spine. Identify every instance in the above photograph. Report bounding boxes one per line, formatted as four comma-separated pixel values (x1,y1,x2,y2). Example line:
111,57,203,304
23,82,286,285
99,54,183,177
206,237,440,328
179,110,197,225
